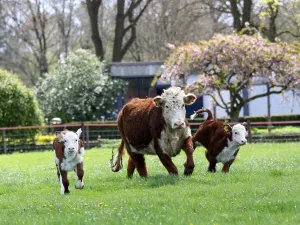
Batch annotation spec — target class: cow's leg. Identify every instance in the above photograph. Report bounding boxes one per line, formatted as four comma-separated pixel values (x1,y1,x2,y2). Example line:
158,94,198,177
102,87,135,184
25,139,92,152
222,159,234,173
182,136,195,176
154,141,178,175
59,169,70,194
56,164,60,181
124,141,148,178
208,160,217,173
127,157,136,178
75,162,84,189
157,153,178,175
128,153,148,178
222,150,239,173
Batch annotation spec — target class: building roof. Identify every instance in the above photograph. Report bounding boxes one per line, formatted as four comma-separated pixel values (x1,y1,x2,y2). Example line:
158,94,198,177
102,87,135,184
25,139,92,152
110,61,163,78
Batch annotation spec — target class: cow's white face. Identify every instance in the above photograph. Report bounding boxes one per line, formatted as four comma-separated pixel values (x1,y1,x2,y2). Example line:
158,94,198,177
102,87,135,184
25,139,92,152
232,124,247,145
154,87,196,129
61,128,82,158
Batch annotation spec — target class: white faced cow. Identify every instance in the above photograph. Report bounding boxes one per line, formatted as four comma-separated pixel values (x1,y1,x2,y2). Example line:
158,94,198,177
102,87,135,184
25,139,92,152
53,128,85,194
192,109,248,173
111,86,197,177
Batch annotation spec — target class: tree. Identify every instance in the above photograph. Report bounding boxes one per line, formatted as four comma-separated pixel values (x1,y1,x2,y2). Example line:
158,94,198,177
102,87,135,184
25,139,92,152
51,0,78,57
162,33,300,121
86,0,105,60
36,49,126,122
0,69,43,142
112,0,153,62
1,0,55,85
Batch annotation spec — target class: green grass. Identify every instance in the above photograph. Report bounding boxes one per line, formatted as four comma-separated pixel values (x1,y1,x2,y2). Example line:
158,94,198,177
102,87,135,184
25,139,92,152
0,142,300,225
252,126,300,135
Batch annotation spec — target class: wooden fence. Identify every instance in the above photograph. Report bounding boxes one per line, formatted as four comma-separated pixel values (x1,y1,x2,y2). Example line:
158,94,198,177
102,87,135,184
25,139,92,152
0,120,300,154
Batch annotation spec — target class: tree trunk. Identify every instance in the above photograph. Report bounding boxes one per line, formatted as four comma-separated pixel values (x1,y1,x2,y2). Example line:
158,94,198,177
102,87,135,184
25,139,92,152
229,108,241,122
112,0,125,62
86,0,104,60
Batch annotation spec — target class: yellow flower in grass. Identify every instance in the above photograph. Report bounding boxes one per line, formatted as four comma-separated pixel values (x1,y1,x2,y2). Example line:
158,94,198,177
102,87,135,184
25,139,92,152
104,204,108,207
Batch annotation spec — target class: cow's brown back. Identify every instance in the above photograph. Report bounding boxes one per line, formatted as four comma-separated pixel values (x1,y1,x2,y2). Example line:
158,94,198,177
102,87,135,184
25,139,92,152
117,98,165,150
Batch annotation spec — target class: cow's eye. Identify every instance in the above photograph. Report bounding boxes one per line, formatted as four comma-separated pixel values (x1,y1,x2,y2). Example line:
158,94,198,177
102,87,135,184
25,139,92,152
165,105,169,108
235,132,238,135
182,104,185,108
75,139,77,142
64,140,67,143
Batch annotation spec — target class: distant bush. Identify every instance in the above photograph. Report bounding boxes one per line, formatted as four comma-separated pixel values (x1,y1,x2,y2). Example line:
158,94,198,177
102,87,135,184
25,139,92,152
35,134,56,145
0,69,43,142
36,49,126,122
0,69,43,127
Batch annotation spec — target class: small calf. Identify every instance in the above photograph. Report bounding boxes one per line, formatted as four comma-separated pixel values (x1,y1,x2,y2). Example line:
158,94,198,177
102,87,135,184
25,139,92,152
191,109,247,173
53,128,85,194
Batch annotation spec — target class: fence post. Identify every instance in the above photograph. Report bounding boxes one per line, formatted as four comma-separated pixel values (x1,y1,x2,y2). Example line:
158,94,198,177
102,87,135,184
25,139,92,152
81,121,85,145
85,125,90,149
2,130,7,154
247,120,252,143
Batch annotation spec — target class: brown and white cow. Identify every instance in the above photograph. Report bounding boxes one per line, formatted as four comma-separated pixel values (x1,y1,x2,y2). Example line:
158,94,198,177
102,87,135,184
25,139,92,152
191,109,247,173
110,86,197,177
53,128,85,194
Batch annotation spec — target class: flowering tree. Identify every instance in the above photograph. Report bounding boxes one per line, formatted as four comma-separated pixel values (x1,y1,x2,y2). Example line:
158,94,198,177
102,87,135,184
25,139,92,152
162,33,300,121
36,49,126,122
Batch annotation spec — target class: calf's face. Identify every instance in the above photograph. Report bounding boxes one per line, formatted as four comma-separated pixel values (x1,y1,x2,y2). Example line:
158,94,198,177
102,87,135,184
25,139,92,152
232,124,247,145
61,128,82,157
154,87,196,129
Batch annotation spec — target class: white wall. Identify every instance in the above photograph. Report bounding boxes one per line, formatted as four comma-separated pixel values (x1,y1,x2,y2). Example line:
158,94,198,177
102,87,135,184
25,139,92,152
202,86,300,118
249,85,300,116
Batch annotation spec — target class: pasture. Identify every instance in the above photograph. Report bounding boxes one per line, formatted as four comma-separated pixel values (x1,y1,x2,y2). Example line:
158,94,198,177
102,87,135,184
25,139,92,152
0,142,299,225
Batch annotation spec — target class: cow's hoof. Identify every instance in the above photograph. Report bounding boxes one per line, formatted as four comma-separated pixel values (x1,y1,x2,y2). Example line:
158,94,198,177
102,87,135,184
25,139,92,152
64,190,70,194
75,180,84,189
184,167,194,176
75,185,84,189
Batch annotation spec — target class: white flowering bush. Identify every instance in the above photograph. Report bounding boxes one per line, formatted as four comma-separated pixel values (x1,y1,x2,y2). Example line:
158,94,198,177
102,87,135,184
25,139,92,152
36,49,125,122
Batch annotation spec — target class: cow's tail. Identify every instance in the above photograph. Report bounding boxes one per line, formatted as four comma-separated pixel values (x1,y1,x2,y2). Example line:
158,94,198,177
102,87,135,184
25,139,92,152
110,140,125,172
190,108,213,121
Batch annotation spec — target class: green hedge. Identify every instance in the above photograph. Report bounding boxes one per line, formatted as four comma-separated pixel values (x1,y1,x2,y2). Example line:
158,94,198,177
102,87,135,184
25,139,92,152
189,114,300,123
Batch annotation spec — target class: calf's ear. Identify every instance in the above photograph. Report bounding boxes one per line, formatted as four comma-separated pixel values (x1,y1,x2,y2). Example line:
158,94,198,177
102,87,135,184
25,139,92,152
76,128,82,137
184,93,197,105
56,132,63,141
153,96,163,107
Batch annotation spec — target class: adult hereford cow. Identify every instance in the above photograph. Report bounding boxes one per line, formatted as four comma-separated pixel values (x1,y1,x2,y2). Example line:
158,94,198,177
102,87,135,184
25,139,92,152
111,87,197,177
191,109,247,173
53,128,85,194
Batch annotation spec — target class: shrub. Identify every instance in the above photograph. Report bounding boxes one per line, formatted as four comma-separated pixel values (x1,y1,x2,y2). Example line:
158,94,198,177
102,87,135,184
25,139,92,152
0,69,43,142
36,49,126,122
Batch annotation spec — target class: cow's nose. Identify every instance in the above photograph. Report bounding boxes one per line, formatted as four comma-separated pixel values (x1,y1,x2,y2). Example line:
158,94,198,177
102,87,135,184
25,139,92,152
241,140,247,144
174,122,184,127
68,147,75,151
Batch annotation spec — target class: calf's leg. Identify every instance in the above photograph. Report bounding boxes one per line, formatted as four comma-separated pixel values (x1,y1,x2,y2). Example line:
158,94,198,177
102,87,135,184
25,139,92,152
75,162,84,189
59,169,70,194
182,136,195,176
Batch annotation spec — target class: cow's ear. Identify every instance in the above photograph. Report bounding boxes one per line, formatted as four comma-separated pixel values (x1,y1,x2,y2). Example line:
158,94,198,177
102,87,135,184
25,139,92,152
76,128,82,137
184,93,197,105
56,131,63,141
153,96,163,107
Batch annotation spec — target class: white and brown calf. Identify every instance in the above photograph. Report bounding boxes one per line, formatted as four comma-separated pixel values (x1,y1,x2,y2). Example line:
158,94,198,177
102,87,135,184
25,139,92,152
53,128,85,194
192,109,248,173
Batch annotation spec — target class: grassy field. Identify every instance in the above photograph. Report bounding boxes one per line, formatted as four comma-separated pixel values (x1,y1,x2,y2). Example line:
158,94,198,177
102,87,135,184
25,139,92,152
0,142,299,225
